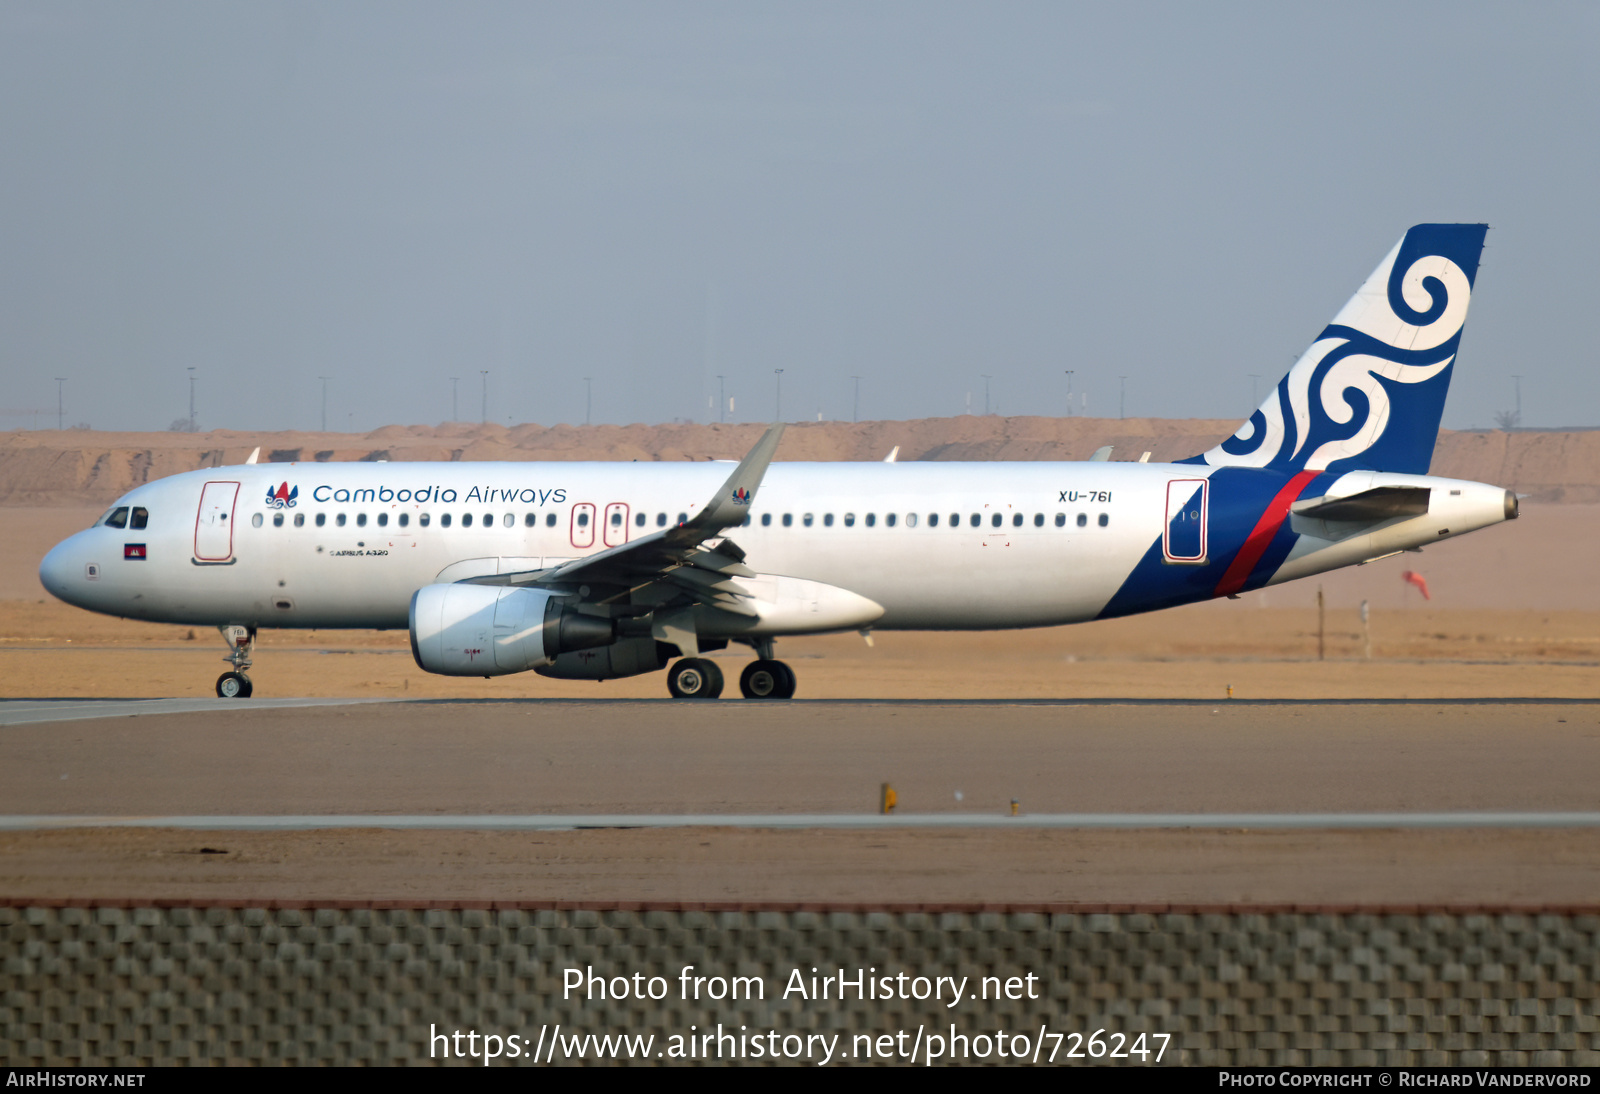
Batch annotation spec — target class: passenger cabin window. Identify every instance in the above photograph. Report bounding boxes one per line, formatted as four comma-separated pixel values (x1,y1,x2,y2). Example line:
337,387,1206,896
377,513,388,527
356,513,367,527
761,514,772,527
803,513,814,527
105,507,129,529
1055,513,1066,527
575,512,588,527
420,514,430,527
782,514,793,527
635,512,646,527
677,512,688,525
843,513,856,527
316,513,326,527
336,514,347,527
251,513,263,528
824,514,834,527
970,514,981,527
928,513,939,527
1033,513,1044,527
545,513,556,527
1077,513,1087,527
273,513,284,527
991,513,1002,528
483,512,492,527
656,513,667,527
864,513,876,527
441,513,452,528
503,513,513,528
463,513,473,528
129,507,149,530
398,513,409,528
294,513,304,527
1098,513,1109,527
904,513,916,528
611,511,623,528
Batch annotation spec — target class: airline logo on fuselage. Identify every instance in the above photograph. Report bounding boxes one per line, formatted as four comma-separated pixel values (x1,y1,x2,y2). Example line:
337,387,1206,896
266,483,299,509
309,484,568,506
731,487,751,505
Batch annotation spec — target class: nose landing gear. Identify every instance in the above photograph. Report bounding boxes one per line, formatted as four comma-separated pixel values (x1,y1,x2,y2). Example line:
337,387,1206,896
215,624,256,698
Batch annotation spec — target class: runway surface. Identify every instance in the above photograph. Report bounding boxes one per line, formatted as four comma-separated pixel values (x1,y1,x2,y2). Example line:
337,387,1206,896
9,812,1600,830
0,697,386,727
3,698,1599,904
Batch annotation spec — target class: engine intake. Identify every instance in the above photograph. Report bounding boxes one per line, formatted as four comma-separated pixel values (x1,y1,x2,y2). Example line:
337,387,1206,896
409,584,614,676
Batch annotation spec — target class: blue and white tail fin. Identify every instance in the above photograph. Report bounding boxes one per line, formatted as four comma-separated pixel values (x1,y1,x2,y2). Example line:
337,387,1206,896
1188,223,1489,476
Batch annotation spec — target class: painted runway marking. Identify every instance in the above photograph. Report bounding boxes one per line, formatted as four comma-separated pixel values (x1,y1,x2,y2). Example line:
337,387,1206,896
0,698,390,727
6,813,1600,831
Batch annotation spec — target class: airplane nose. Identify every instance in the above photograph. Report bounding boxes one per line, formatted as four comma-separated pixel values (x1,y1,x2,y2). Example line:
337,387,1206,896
39,535,88,604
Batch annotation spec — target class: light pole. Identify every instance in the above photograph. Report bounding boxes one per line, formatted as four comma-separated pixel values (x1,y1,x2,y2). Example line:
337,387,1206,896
55,377,65,430
584,377,592,426
319,376,330,432
981,375,991,416
479,370,488,425
851,376,862,423
716,375,726,424
450,377,458,423
773,369,784,421
187,368,196,432
1512,374,1522,425
1064,370,1074,418
1119,376,1127,420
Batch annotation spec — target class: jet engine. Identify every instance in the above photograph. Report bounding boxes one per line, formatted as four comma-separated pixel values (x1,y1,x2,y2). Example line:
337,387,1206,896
409,584,614,676
536,637,675,681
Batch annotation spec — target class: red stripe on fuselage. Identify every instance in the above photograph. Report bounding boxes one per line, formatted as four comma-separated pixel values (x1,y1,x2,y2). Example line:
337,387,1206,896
1212,470,1321,599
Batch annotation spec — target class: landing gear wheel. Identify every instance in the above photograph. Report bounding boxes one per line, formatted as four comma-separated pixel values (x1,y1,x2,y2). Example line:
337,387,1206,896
667,658,724,699
740,659,796,699
216,671,253,698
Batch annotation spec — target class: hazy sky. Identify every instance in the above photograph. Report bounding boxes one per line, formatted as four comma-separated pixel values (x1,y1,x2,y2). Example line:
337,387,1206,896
2,2,1596,434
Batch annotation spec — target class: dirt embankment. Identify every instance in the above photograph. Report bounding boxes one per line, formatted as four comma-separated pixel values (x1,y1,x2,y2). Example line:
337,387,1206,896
2,418,1590,507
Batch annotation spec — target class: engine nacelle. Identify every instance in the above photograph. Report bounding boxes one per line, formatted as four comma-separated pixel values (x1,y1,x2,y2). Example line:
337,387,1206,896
536,638,675,681
409,584,614,677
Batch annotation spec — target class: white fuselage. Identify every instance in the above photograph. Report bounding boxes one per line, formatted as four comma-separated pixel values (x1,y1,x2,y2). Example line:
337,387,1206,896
41,459,1513,635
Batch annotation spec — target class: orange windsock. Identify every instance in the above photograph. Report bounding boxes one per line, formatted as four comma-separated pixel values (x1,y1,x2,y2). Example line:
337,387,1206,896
1401,570,1431,600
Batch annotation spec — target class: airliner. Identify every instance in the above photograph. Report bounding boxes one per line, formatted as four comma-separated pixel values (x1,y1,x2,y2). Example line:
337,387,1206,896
39,224,1515,699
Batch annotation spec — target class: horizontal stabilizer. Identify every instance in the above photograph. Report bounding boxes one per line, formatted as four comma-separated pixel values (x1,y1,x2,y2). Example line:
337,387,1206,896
1292,486,1430,523
1089,446,1114,462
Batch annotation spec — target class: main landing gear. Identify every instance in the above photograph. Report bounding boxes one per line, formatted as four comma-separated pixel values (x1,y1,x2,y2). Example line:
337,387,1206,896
215,624,256,698
738,659,796,699
665,640,797,700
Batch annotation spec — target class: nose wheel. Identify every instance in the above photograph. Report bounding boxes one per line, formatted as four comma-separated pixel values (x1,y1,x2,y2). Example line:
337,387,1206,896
216,671,253,698
214,624,257,698
739,659,796,699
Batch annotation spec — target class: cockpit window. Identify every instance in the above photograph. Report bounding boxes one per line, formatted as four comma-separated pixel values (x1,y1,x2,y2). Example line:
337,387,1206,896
129,507,149,530
104,507,129,529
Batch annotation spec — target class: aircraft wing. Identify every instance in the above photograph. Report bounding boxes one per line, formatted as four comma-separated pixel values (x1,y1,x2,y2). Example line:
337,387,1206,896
463,424,783,615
